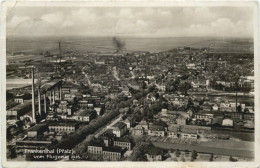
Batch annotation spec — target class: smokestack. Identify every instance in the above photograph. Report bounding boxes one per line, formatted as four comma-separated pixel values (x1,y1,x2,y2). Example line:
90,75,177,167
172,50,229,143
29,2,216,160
112,37,125,53
236,92,238,112
59,42,61,67
32,67,36,123
38,86,41,116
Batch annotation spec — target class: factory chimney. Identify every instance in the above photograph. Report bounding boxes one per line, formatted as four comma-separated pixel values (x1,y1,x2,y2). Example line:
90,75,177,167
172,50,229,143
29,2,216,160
59,42,61,64
32,67,36,123
38,86,41,116
236,91,238,112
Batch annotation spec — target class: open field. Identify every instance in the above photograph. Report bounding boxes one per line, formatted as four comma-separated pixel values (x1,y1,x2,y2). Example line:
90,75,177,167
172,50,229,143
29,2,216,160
152,138,254,158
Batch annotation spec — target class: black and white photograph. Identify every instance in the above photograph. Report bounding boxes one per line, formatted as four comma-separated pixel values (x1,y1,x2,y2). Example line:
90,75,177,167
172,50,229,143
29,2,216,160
1,1,259,167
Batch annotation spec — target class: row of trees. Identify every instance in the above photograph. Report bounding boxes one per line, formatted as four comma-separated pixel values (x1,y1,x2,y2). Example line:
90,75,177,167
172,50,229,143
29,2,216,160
26,110,120,161
166,78,192,94
211,80,252,93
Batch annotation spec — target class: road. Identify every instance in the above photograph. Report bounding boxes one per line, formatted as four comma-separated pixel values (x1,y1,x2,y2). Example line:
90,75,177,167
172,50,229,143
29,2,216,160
152,139,254,158
112,67,120,81
130,71,135,79
94,114,122,138
7,124,39,146
84,74,92,86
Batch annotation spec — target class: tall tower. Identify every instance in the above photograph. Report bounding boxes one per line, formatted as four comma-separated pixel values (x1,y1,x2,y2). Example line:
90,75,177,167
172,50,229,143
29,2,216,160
31,67,36,123
38,86,41,116
59,42,61,64
236,92,238,112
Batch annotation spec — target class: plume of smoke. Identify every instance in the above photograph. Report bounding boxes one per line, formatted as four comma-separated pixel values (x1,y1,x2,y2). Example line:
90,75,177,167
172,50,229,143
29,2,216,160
112,37,125,53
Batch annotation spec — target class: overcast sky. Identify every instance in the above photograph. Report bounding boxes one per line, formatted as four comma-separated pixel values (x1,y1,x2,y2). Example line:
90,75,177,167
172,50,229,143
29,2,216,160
6,7,253,38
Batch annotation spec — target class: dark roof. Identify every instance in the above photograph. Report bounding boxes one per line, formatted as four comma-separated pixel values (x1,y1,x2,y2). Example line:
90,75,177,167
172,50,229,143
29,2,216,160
7,101,31,111
168,126,179,132
48,122,77,127
146,147,163,155
88,141,103,147
105,129,114,135
62,82,77,88
150,125,164,131
103,146,122,153
76,109,94,116
181,128,197,134
114,137,131,143
28,124,48,132
112,122,126,129
101,130,116,139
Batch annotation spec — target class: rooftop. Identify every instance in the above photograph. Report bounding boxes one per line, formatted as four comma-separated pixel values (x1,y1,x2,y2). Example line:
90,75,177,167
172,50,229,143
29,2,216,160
103,146,122,153
146,147,163,156
112,122,126,129
114,137,131,143
150,125,164,131
47,122,77,127
28,124,48,132
75,109,94,116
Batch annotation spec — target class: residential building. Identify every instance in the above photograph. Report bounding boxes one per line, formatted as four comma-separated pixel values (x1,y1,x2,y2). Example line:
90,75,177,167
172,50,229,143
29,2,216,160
110,122,127,137
146,147,163,161
14,97,24,104
48,122,78,133
113,137,132,150
124,116,135,128
224,112,243,120
176,116,186,125
139,119,149,131
73,109,95,122
161,109,168,116
212,104,219,111
195,113,214,122
222,118,234,127
88,142,103,155
132,123,145,135
94,107,102,116
179,129,198,140
102,146,122,161
167,126,178,138
148,125,165,137
243,113,254,120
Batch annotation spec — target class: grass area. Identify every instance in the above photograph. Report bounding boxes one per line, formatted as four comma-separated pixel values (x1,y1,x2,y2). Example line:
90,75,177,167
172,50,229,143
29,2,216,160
152,140,254,158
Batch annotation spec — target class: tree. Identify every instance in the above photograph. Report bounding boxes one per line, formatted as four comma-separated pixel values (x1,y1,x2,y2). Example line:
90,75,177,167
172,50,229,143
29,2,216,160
148,85,157,93
229,156,237,162
237,105,242,113
155,92,160,99
134,107,141,114
187,98,194,109
181,74,189,80
22,93,32,100
175,149,181,157
179,82,191,93
6,91,13,101
141,81,147,89
244,108,249,113
209,154,214,162
181,154,186,162
170,148,175,153
154,119,168,128
191,150,198,160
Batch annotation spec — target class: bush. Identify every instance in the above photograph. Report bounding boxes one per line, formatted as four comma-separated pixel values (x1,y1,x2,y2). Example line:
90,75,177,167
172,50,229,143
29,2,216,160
170,148,175,153
191,150,198,160
175,149,181,157
181,154,186,162
209,154,214,162
229,156,237,162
